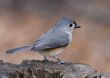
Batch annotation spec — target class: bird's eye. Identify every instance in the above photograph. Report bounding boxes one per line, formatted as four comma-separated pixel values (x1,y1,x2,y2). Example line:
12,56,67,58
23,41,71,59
69,24,73,27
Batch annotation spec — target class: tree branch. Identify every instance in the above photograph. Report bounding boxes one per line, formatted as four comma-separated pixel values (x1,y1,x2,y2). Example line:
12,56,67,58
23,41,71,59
0,60,109,78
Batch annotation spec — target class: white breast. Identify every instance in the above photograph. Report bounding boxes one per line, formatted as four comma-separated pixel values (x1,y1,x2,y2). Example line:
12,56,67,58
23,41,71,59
66,31,72,42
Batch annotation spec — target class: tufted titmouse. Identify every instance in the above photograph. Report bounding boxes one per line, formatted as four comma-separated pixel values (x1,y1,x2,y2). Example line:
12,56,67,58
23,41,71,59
6,17,80,63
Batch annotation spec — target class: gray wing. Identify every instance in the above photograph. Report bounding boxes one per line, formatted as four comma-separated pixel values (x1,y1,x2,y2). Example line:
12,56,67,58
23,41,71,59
31,29,70,51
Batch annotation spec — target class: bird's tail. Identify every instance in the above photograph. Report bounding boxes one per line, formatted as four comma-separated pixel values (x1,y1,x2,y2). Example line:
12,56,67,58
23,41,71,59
6,45,33,54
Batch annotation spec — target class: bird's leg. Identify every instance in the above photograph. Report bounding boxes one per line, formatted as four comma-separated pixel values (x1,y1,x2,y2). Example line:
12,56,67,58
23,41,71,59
54,56,65,64
43,56,48,62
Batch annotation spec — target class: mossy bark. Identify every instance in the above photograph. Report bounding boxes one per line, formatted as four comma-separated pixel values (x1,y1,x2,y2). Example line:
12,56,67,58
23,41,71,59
0,60,109,78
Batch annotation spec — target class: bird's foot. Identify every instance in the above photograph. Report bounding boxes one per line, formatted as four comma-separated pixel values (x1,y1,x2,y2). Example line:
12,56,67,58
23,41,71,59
42,56,49,62
56,57,65,64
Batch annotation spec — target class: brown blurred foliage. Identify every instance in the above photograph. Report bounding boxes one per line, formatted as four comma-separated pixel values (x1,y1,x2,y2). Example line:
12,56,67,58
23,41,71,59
0,0,110,72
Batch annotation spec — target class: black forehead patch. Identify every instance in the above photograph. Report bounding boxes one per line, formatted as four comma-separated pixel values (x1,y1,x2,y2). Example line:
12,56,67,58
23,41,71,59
73,21,77,26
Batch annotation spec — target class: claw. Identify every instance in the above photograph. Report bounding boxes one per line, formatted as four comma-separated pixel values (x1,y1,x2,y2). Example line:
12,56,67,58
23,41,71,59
58,61,65,64
42,56,49,62
56,57,65,64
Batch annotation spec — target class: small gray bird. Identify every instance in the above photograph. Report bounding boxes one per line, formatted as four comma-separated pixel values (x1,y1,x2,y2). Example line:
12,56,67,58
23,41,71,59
6,17,80,63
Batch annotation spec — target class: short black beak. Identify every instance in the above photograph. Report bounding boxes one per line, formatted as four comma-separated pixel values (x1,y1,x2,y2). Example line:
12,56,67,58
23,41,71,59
75,25,81,28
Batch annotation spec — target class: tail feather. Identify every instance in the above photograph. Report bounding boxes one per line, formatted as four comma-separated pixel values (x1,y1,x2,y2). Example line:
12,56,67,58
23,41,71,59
6,45,33,54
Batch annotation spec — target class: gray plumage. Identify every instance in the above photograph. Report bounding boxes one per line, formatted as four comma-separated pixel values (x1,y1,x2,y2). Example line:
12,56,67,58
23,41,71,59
31,31,70,51
6,17,80,57
6,45,32,54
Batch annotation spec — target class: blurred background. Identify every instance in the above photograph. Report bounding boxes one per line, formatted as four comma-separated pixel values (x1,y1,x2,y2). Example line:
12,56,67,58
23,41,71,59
0,0,110,72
